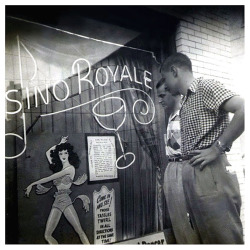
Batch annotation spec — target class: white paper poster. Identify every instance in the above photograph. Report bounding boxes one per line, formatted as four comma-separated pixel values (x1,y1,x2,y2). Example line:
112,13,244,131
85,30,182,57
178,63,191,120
87,136,117,181
93,186,116,244
117,231,167,244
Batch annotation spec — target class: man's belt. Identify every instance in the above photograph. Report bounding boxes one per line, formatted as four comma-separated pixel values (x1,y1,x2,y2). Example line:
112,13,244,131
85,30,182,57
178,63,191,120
168,155,193,162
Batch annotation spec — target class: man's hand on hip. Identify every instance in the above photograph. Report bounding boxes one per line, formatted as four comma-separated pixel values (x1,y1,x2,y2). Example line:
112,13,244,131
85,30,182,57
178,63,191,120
188,145,221,170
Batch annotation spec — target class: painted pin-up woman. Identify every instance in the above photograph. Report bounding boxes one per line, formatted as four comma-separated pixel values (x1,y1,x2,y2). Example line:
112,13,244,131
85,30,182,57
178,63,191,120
25,136,90,244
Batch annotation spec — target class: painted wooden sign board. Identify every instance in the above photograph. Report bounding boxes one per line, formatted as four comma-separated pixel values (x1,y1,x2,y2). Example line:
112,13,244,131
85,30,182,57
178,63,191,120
93,186,116,244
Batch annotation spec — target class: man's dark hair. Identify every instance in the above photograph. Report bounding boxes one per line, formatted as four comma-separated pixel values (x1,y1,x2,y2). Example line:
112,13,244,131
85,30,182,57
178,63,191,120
156,78,165,89
160,53,192,73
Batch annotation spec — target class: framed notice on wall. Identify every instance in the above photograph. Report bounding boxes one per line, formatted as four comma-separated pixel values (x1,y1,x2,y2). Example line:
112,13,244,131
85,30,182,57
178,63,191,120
87,134,118,182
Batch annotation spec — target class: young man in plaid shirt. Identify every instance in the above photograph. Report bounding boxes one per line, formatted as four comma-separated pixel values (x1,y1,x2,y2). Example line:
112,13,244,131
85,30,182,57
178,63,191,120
160,52,244,244
157,79,200,243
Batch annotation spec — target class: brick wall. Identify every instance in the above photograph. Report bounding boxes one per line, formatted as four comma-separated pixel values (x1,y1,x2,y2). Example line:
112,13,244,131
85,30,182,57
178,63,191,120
175,8,232,87
173,6,245,235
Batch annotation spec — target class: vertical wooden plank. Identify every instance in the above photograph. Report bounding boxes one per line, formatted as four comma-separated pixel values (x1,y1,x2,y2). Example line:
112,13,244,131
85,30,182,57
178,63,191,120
50,81,67,134
39,81,52,134
108,58,116,133
101,60,109,131
129,108,135,238
65,77,74,134
75,75,84,134
70,77,75,134
95,62,101,134
90,66,96,133
78,75,88,134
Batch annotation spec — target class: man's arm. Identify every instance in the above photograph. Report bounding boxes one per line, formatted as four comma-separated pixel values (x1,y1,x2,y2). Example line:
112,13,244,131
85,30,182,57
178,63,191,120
189,95,244,170
219,96,244,147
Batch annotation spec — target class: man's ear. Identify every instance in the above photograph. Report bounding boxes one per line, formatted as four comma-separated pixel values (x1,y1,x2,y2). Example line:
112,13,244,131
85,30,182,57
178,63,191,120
170,66,178,77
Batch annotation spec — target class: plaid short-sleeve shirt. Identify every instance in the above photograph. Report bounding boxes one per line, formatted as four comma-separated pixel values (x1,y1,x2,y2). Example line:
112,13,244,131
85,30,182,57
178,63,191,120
180,77,237,155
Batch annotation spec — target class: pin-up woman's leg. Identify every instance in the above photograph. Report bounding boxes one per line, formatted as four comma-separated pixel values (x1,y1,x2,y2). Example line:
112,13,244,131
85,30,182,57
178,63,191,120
64,205,90,244
44,208,62,244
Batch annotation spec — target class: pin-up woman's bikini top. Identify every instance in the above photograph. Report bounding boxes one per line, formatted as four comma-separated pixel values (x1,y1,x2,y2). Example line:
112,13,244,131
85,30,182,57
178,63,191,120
35,174,88,194
53,175,73,186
